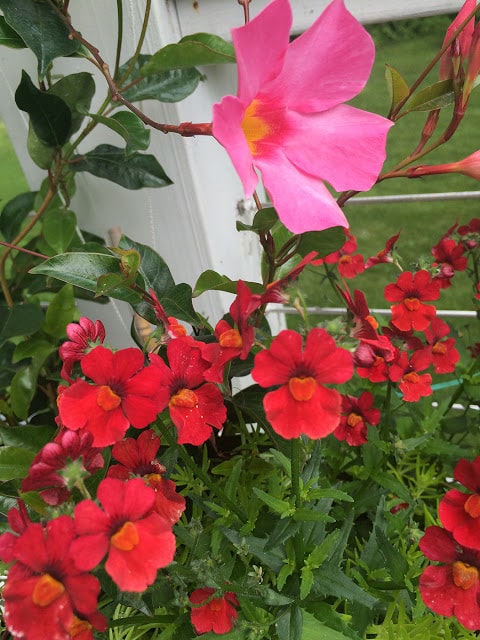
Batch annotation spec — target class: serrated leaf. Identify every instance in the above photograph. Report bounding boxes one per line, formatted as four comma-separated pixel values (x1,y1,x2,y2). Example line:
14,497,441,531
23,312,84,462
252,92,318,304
385,64,410,115
42,208,77,253
15,70,71,147
0,191,37,242
87,112,150,155
313,565,377,608
253,487,291,515
142,33,235,73
404,79,455,113
307,488,354,502
119,54,202,102
0,303,44,346
0,16,26,48
0,0,80,77
70,144,172,189
0,446,35,480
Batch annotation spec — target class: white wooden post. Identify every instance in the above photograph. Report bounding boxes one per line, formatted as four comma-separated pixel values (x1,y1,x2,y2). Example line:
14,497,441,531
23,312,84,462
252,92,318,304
0,0,466,345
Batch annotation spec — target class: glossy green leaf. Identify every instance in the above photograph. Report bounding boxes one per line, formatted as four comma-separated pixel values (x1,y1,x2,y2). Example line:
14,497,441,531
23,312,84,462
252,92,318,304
0,446,35,480
10,364,41,420
0,0,79,77
296,227,346,258
27,124,56,169
70,144,172,189
193,270,263,297
142,33,235,73
95,272,129,297
42,208,77,253
0,191,37,242
302,612,354,640
29,252,142,304
49,72,95,135
0,303,44,346
43,284,76,337
15,71,71,147
119,54,202,103
236,207,279,232
0,425,55,451
87,112,150,155
0,16,25,48
404,79,455,112
385,64,410,115
13,337,56,364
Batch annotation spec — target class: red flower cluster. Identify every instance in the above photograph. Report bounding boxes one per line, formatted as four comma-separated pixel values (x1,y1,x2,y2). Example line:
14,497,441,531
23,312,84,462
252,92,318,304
420,456,480,629
333,391,381,446
189,588,239,634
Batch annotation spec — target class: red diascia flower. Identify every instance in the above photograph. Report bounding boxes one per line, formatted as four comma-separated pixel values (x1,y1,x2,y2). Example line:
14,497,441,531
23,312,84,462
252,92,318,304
317,229,357,266
439,456,480,551
58,345,165,447
333,391,381,446
389,350,433,402
189,588,239,634
337,286,380,342
384,270,441,332
107,429,186,525
419,525,480,630
355,336,397,383
432,237,468,288
71,477,175,592
0,516,106,640
59,318,106,382
458,217,480,249
21,429,104,506
153,336,227,445
422,318,460,374
337,253,365,279
261,251,321,304
365,231,401,269
148,288,187,342
252,328,353,439
0,501,31,564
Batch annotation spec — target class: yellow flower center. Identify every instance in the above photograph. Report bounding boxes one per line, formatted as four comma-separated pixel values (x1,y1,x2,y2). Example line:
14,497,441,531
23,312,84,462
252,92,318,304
69,616,93,637
111,521,139,551
32,573,65,607
347,413,363,428
170,388,198,409
288,376,317,402
404,297,420,311
241,99,271,156
452,561,479,590
464,493,480,518
97,385,122,411
219,328,243,349
432,341,447,355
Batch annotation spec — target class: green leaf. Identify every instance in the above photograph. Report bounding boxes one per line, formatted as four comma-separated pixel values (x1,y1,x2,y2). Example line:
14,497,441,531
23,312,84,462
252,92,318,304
0,0,80,77
193,270,263,297
385,64,410,115
27,125,56,169
307,488,354,503
302,611,355,640
252,487,291,515
236,207,279,233
29,252,142,304
0,191,37,242
86,112,150,155
0,303,44,347
276,604,303,640
15,70,71,147
403,79,455,113
70,144,172,189
119,54,202,103
42,208,77,253
43,284,76,337
296,227,346,258
0,16,26,48
13,337,56,364
49,72,95,135
142,33,235,73
0,446,35,481
10,363,42,420
313,565,378,608
0,425,55,451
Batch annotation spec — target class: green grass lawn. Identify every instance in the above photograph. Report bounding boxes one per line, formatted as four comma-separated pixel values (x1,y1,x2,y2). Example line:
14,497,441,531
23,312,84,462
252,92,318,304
297,22,480,319
0,119,28,210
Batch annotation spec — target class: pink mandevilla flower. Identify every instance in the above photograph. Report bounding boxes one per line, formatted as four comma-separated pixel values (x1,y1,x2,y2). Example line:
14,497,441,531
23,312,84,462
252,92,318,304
212,0,393,233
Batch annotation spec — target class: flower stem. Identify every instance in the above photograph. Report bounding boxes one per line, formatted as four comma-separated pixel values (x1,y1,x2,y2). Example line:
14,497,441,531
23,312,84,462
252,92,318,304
290,437,305,569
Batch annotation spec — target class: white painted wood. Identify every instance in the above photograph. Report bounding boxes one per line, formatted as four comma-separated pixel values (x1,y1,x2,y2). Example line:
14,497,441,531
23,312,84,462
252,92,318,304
175,0,466,39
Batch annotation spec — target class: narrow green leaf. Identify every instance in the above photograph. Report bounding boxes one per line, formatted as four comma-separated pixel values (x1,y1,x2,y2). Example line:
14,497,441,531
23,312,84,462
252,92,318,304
70,144,172,189
142,33,235,73
15,71,71,147
313,565,378,608
0,16,26,48
0,191,37,242
276,604,303,640
119,54,202,103
293,509,335,523
252,487,291,515
302,611,355,640
307,488,354,502
404,79,455,113
0,446,35,480
385,64,410,115
42,208,77,253
193,270,263,297
300,566,314,600
87,112,150,155
43,284,76,337
0,0,80,77
0,303,44,346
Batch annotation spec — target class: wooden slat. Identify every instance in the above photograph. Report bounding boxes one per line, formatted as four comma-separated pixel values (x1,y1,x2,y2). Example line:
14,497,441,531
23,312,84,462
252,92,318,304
175,0,465,39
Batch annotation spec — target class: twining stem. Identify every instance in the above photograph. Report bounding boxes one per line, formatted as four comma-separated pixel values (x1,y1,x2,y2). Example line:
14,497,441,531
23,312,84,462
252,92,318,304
117,0,152,86
113,0,123,81
0,184,57,307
